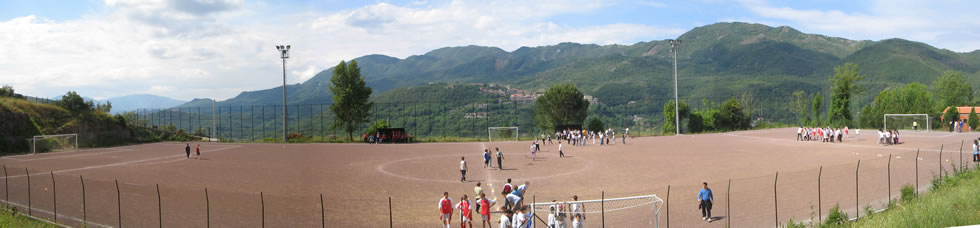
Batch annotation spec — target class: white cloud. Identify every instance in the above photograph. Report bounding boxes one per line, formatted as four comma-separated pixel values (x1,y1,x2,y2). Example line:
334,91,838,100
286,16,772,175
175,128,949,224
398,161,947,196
738,0,980,52
0,0,684,102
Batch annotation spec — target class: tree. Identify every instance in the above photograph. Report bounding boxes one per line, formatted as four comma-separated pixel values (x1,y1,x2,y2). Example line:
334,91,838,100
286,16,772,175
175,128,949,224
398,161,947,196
943,107,959,131
533,83,589,131
934,70,973,108
792,90,810,125
713,98,750,131
0,85,14,97
811,92,823,125
828,63,865,127
57,91,93,113
95,101,112,113
329,60,374,142
969,107,979,131
859,82,937,129
662,100,690,134
366,120,389,135
585,117,605,133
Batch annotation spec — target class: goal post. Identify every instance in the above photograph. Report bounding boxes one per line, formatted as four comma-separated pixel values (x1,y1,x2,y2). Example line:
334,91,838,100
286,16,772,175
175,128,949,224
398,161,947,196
32,133,78,154
883,114,930,132
530,194,663,228
488,127,519,142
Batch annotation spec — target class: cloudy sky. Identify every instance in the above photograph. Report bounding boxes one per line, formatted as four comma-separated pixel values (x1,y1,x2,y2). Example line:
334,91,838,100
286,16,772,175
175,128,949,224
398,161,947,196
2,0,979,101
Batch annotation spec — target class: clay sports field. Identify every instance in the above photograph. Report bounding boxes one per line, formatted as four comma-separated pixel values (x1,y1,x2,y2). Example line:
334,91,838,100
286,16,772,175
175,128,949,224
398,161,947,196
1,128,977,227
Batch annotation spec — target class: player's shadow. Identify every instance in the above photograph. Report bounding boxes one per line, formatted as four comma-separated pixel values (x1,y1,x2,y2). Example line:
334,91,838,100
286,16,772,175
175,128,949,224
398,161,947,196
495,168,519,171
709,216,726,222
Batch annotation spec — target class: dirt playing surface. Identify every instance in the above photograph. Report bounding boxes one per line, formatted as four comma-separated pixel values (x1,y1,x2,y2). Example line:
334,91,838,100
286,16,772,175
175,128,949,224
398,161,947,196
1,128,977,227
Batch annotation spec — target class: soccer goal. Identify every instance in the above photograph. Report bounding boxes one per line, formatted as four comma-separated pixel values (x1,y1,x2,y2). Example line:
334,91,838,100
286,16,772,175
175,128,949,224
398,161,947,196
488,127,519,142
530,194,663,228
884,114,930,131
31,133,78,154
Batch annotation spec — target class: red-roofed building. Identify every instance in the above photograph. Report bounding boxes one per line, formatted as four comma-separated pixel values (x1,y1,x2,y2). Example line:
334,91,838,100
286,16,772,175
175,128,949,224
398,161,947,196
942,107,980,122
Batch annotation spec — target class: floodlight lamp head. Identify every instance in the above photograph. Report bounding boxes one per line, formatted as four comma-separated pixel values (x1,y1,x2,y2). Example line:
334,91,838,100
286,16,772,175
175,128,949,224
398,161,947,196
286,45,291,50
276,45,281,50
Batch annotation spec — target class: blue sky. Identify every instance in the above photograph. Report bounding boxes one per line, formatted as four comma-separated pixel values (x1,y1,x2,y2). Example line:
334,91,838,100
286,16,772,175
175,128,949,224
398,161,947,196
1,0,979,101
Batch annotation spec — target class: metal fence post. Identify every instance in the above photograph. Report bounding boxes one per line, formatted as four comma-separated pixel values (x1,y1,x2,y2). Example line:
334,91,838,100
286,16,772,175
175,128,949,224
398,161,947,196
818,166,822,222
3,165,7,209
26,168,31,216
601,191,605,228
80,175,86,225
666,185,670,228
388,196,393,228
727,178,731,228
50,172,56,223
322,194,326,228
939,145,944,179
774,172,778,227
116,179,121,228
205,188,210,228
915,149,920,195
888,154,892,205
157,184,162,228
261,191,265,228
856,160,861,219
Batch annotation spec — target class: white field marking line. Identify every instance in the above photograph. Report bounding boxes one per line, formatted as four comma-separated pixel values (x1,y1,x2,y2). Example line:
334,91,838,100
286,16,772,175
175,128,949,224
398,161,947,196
481,143,494,198
0,199,112,228
2,148,136,162
1,145,242,180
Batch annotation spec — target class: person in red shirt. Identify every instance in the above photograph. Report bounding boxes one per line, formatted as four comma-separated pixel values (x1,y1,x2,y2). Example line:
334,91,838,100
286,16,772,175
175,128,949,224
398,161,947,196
456,194,473,228
477,193,496,228
439,192,453,228
501,178,513,210
195,144,201,159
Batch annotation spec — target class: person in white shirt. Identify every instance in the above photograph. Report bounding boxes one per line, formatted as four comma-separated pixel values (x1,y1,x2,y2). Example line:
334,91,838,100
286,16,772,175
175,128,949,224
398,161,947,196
530,143,537,161
570,195,585,228
439,192,454,228
797,127,803,141
547,205,557,228
499,209,513,228
558,141,565,158
460,157,468,182
855,129,860,141
512,206,528,228
877,129,884,145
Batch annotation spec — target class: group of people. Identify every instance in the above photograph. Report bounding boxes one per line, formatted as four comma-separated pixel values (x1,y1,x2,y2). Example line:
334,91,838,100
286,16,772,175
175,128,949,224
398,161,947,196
439,179,533,228
183,143,201,159
544,195,588,228
877,129,900,145
951,119,971,132
364,130,411,144
554,128,629,147
796,126,849,143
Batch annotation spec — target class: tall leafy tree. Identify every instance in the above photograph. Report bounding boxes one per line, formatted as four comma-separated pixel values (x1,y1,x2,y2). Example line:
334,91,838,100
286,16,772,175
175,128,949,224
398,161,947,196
713,98,750,130
329,60,374,142
811,92,823,125
828,63,865,127
969,107,979,131
933,70,973,108
792,90,810,125
585,117,605,133
534,83,589,131
662,100,690,134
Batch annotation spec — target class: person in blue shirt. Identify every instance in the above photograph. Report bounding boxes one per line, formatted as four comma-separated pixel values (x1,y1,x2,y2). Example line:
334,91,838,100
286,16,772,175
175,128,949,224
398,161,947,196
698,182,714,222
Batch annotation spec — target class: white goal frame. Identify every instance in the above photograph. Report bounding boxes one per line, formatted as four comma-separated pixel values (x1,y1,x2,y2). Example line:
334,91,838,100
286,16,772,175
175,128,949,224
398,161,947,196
530,194,663,228
32,133,78,154
488,127,519,142
883,114,930,132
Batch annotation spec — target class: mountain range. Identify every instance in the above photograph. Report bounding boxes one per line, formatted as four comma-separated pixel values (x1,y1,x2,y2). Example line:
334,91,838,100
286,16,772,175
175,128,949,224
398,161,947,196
176,22,980,108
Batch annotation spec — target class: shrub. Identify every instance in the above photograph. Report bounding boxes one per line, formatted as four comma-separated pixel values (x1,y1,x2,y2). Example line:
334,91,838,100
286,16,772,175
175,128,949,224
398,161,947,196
785,218,806,228
824,203,849,226
863,204,876,217
900,184,916,202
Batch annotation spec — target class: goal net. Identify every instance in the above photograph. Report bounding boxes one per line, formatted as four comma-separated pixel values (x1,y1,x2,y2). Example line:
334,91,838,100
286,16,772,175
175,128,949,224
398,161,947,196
32,134,78,154
489,127,519,142
884,114,930,131
530,194,663,228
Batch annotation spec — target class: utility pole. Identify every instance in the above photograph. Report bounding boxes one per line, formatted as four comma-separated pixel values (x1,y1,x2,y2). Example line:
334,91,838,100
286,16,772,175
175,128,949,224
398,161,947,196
668,39,682,135
276,45,291,143
212,99,217,141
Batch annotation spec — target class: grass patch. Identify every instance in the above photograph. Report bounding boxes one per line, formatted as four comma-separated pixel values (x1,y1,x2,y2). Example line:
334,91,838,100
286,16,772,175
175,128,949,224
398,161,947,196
0,208,59,228
850,166,980,227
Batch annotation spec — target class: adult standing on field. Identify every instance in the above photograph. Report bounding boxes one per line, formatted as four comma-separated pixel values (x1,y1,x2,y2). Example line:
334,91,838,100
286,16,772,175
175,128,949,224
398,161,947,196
460,157,468,182
439,192,454,228
496,148,504,170
475,182,484,213
698,182,714,222
558,141,565,158
184,143,191,158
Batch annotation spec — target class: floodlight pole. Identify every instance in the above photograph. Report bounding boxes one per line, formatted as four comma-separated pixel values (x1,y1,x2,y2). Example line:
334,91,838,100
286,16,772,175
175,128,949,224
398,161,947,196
668,39,682,135
276,45,291,143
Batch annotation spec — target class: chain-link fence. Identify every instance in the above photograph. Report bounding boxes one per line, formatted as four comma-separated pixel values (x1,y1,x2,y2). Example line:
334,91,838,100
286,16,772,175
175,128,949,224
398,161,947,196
0,140,975,227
